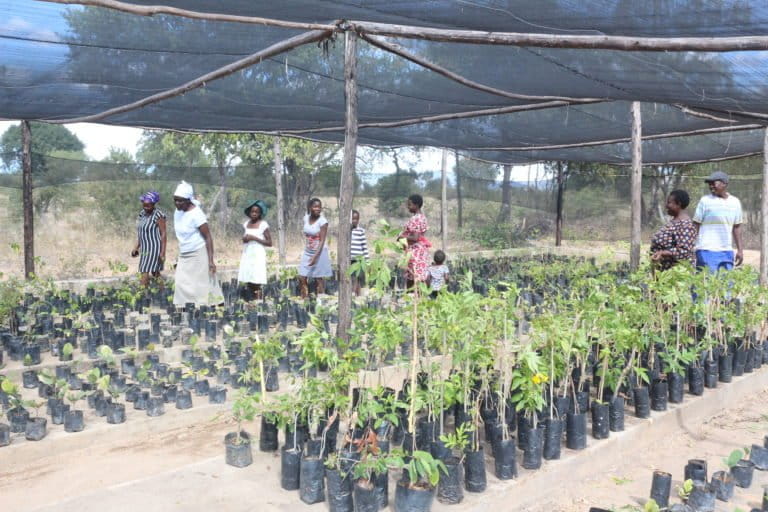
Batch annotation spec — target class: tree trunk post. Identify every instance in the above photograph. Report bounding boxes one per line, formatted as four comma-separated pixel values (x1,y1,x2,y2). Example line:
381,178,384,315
555,161,565,247
273,136,286,269
761,128,768,285
499,163,512,222
630,101,643,270
441,148,448,250
21,120,34,279
454,150,463,228
336,30,358,343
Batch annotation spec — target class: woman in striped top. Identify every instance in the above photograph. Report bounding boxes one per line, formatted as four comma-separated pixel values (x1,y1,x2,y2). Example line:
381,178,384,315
350,210,369,296
131,190,167,287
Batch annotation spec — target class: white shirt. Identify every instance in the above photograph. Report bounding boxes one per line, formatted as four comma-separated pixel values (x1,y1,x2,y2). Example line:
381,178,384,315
692,193,743,252
174,206,207,253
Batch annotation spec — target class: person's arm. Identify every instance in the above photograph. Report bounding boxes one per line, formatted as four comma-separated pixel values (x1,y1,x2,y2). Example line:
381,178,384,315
198,223,216,274
733,224,744,265
443,267,450,283
158,216,167,263
309,223,328,266
261,228,273,247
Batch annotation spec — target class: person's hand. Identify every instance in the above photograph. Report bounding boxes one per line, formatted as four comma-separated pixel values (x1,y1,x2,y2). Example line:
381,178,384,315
651,251,663,261
131,248,139,257
735,249,744,266
209,262,217,275
159,254,165,263
308,255,318,267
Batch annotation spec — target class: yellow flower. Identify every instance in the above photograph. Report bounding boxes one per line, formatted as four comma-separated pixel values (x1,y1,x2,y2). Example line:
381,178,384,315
532,373,549,385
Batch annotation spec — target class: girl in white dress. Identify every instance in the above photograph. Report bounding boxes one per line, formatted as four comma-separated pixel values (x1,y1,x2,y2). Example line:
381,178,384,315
237,200,272,300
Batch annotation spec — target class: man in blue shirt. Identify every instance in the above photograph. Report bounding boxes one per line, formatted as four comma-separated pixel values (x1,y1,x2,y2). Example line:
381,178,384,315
692,171,744,273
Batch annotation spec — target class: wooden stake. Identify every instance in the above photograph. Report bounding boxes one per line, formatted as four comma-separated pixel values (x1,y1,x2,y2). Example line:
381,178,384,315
498,163,512,223
555,162,565,247
39,0,337,31
441,148,448,250
630,102,643,270
46,30,331,125
353,21,768,51
761,128,768,285
273,137,286,269
360,34,604,103
336,31,358,344
275,100,603,135
21,120,34,279
454,150,463,229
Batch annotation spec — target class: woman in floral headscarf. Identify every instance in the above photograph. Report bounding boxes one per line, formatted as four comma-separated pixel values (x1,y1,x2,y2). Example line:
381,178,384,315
131,190,166,287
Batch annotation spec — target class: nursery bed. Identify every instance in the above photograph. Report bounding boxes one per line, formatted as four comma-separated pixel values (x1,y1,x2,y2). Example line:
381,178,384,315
4,361,768,512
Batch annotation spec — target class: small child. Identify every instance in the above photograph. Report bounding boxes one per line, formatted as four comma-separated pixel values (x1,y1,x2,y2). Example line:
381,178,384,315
427,250,450,298
350,210,370,296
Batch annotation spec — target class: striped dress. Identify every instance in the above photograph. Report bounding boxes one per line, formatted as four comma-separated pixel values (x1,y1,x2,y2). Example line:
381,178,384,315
136,208,166,273
350,226,370,261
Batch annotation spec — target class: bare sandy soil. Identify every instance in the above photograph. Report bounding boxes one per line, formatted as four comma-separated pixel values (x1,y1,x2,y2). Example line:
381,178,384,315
3,380,768,512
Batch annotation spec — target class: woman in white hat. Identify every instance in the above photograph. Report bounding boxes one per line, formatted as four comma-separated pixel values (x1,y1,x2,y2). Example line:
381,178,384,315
172,181,223,307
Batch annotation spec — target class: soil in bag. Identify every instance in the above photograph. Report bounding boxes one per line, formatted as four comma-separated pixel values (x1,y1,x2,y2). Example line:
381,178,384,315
709,471,734,502
688,366,704,396
543,418,563,460
609,396,625,432
668,373,684,403
299,456,325,504
437,457,463,505
566,412,587,450
394,482,435,512
730,460,754,488
325,468,353,512
493,438,517,480
259,416,279,452
650,470,672,508
591,402,609,440
225,431,253,468
280,446,301,490
522,426,544,470
464,447,487,492
650,379,668,412
633,387,650,419
718,353,733,383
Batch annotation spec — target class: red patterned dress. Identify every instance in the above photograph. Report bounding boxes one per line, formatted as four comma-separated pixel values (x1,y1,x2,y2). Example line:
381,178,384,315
402,213,431,282
650,218,697,270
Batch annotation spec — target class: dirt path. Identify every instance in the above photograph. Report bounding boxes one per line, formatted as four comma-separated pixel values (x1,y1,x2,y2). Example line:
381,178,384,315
534,389,768,512
3,383,768,512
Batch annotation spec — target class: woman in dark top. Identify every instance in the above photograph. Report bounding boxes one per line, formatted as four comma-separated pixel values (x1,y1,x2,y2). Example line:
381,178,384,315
131,190,167,286
650,189,696,270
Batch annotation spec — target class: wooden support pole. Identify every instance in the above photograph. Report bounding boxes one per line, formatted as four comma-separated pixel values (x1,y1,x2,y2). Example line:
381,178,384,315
555,162,565,247
454,151,463,229
336,30,358,343
275,100,603,135
360,34,603,103
498,163,512,223
21,120,34,279
761,128,768,285
47,30,331,125
441,148,448,251
353,21,768,51
273,136,286,269
630,101,643,270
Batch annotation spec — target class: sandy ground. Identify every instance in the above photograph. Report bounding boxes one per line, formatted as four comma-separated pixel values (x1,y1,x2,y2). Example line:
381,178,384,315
3,379,768,512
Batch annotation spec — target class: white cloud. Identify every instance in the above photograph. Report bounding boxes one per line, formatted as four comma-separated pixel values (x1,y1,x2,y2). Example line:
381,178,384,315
0,121,142,160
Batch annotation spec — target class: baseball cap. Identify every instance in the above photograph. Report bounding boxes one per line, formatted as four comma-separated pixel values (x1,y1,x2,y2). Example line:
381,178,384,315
704,171,729,184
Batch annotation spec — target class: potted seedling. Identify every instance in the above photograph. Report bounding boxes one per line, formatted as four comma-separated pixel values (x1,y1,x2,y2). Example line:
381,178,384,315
38,369,70,425
225,389,257,468
60,341,74,362
351,432,390,512
710,449,741,501
64,390,87,432
389,449,447,512
437,422,472,504
25,399,48,441
2,378,30,433
727,448,755,488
